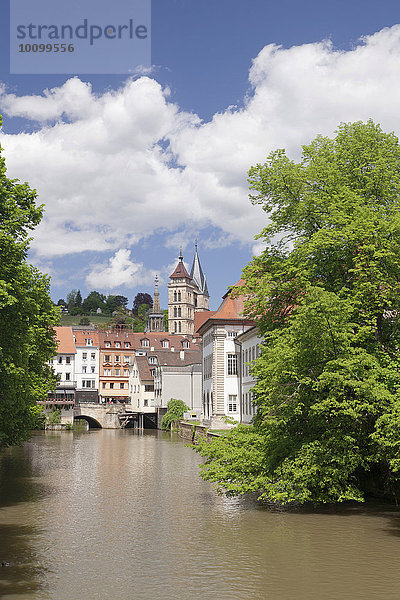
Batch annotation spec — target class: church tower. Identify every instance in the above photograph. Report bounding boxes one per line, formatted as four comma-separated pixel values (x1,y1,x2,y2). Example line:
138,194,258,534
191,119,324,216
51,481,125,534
145,275,165,332
168,245,209,335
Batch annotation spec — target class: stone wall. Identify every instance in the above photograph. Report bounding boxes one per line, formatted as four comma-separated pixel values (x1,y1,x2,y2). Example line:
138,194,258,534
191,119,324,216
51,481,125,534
177,421,220,444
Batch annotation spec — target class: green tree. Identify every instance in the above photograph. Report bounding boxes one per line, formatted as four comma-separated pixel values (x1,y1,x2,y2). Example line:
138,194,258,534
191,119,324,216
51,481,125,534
161,398,189,430
75,289,82,308
0,115,59,446
132,292,152,315
196,120,400,504
105,294,128,314
82,291,106,314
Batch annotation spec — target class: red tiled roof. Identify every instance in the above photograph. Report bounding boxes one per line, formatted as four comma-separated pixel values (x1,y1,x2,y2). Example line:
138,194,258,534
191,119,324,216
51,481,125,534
72,329,99,346
170,260,191,279
194,310,215,332
97,331,201,351
135,356,154,382
54,327,76,354
196,279,255,334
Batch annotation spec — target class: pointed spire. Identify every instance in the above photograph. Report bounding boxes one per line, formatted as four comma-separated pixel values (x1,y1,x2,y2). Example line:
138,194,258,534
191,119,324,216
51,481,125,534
190,242,209,296
153,274,160,313
170,248,191,279
179,247,183,261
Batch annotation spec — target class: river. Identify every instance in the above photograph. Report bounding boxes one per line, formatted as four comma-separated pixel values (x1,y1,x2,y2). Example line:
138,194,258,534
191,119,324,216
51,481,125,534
0,429,400,599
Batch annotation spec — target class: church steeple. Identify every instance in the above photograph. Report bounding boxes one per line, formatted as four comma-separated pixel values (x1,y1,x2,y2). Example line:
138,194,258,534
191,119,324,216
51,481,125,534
190,242,209,297
145,275,165,332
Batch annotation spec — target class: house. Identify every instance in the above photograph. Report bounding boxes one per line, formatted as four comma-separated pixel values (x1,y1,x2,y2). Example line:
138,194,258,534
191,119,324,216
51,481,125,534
153,349,202,425
72,329,100,403
196,280,255,428
235,326,262,424
41,326,77,423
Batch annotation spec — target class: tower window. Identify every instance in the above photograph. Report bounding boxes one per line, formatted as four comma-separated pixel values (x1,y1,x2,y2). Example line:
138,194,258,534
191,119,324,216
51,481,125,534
178,291,181,302
178,322,181,332
174,307,177,317
174,291,177,302
178,307,181,317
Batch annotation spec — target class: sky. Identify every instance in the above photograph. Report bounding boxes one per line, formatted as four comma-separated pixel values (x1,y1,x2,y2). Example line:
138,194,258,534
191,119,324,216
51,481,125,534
1,0,400,310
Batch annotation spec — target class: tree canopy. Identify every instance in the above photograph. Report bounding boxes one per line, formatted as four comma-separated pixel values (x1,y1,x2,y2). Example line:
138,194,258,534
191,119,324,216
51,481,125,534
132,293,153,315
0,116,59,446
196,120,400,504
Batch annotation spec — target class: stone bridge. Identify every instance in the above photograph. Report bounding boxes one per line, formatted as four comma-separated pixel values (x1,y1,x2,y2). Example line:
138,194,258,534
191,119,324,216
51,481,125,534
73,403,138,429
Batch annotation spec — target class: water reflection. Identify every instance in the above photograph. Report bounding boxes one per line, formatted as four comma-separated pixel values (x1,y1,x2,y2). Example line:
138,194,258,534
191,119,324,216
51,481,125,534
1,430,400,600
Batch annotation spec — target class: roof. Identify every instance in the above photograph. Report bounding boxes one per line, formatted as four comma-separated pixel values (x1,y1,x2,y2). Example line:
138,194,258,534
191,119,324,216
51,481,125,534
196,279,255,335
190,245,209,295
54,327,76,354
135,356,154,382
97,331,200,351
194,310,215,331
170,250,191,279
153,349,202,367
72,329,99,346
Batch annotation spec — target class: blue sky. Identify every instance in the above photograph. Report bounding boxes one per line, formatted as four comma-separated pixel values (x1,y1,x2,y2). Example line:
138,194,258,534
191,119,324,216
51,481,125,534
1,0,400,310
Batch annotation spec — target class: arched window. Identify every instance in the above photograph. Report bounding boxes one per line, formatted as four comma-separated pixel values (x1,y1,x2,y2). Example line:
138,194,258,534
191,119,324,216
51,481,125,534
178,322,181,332
174,322,177,332
178,307,181,317
174,307,177,317
174,291,177,302
178,291,181,302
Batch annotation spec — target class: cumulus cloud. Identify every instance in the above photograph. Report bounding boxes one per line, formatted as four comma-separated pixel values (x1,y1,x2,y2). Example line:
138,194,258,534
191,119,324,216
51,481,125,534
86,249,157,289
1,26,400,264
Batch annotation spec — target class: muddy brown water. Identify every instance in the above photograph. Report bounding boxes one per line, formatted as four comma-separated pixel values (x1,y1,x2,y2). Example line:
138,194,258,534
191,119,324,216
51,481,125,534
0,429,400,600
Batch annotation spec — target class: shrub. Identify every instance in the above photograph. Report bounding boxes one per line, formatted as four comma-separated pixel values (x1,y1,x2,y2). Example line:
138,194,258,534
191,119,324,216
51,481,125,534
161,398,189,430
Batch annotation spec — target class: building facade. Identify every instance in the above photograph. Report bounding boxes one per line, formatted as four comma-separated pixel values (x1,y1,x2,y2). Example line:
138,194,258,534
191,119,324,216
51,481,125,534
197,280,255,428
73,329,100,403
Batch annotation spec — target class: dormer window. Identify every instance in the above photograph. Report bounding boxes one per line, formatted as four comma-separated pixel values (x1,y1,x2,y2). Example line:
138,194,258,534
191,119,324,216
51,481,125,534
105,341,111,348
148,356,157,364
124,342,130,348
162,340,169,348
182,340,189,349
86,338,92,346
141,339,149,347
115,342,121,348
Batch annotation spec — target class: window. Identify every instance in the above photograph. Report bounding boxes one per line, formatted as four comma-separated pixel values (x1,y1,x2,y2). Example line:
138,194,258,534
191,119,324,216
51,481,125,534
148,356,157,364
104,355,111,362
105,341,111,348
120,383,124,389
65,372,70,381
162,340,169,348
227,354,238,375
82,352,87,359
174,291,177,302
82,380,94,388
115,342,121,348
115,369,120,376
178,322,181,333
110,383,114,389
91,353,96,360
174,322,177,333
145,385,154,392
124,342,130,348
178,307,181,317
104,369,111,376
124,369,129,376
91,366,95,373
66,356,71,364
144,399,148,407
182,340,189,349
82,366,87,373
86,338,92,346
174,307,177,317
228,331,237,338
141,339,149,347
178,291,181,302
124,355,130,363
228,395,237,412
102,382,106,388
58,356,62,364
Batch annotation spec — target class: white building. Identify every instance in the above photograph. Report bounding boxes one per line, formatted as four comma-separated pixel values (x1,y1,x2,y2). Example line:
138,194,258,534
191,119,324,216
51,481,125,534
153,349,202,425
73,329,100,403
235,326,262,424
196,280,255,428
42,326,77,423
129,355,156,414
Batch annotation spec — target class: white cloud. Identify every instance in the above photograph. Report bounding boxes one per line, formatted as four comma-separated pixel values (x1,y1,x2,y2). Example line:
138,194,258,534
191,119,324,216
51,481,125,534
1,25,400,264
86,249,157,289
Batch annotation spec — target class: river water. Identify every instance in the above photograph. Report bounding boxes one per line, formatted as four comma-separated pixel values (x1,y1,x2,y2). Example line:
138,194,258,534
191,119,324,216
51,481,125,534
0,430,400,600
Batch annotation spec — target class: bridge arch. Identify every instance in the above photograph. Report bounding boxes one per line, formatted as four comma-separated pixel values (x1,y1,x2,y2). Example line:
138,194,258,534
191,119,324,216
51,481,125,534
74,415,102,429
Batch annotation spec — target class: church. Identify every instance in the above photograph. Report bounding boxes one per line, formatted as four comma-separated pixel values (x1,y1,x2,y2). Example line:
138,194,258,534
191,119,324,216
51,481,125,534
145,244,209,336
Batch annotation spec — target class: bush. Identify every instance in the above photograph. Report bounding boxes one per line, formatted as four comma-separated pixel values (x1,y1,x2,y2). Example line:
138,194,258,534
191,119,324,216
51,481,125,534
161,398,189,430
48,408,61,424
79,317,90,325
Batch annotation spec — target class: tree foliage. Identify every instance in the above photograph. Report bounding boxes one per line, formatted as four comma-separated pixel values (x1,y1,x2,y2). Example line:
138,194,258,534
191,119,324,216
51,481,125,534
197,121,400,504
0,116,59,446
132,293,153,315
161,398,189,430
